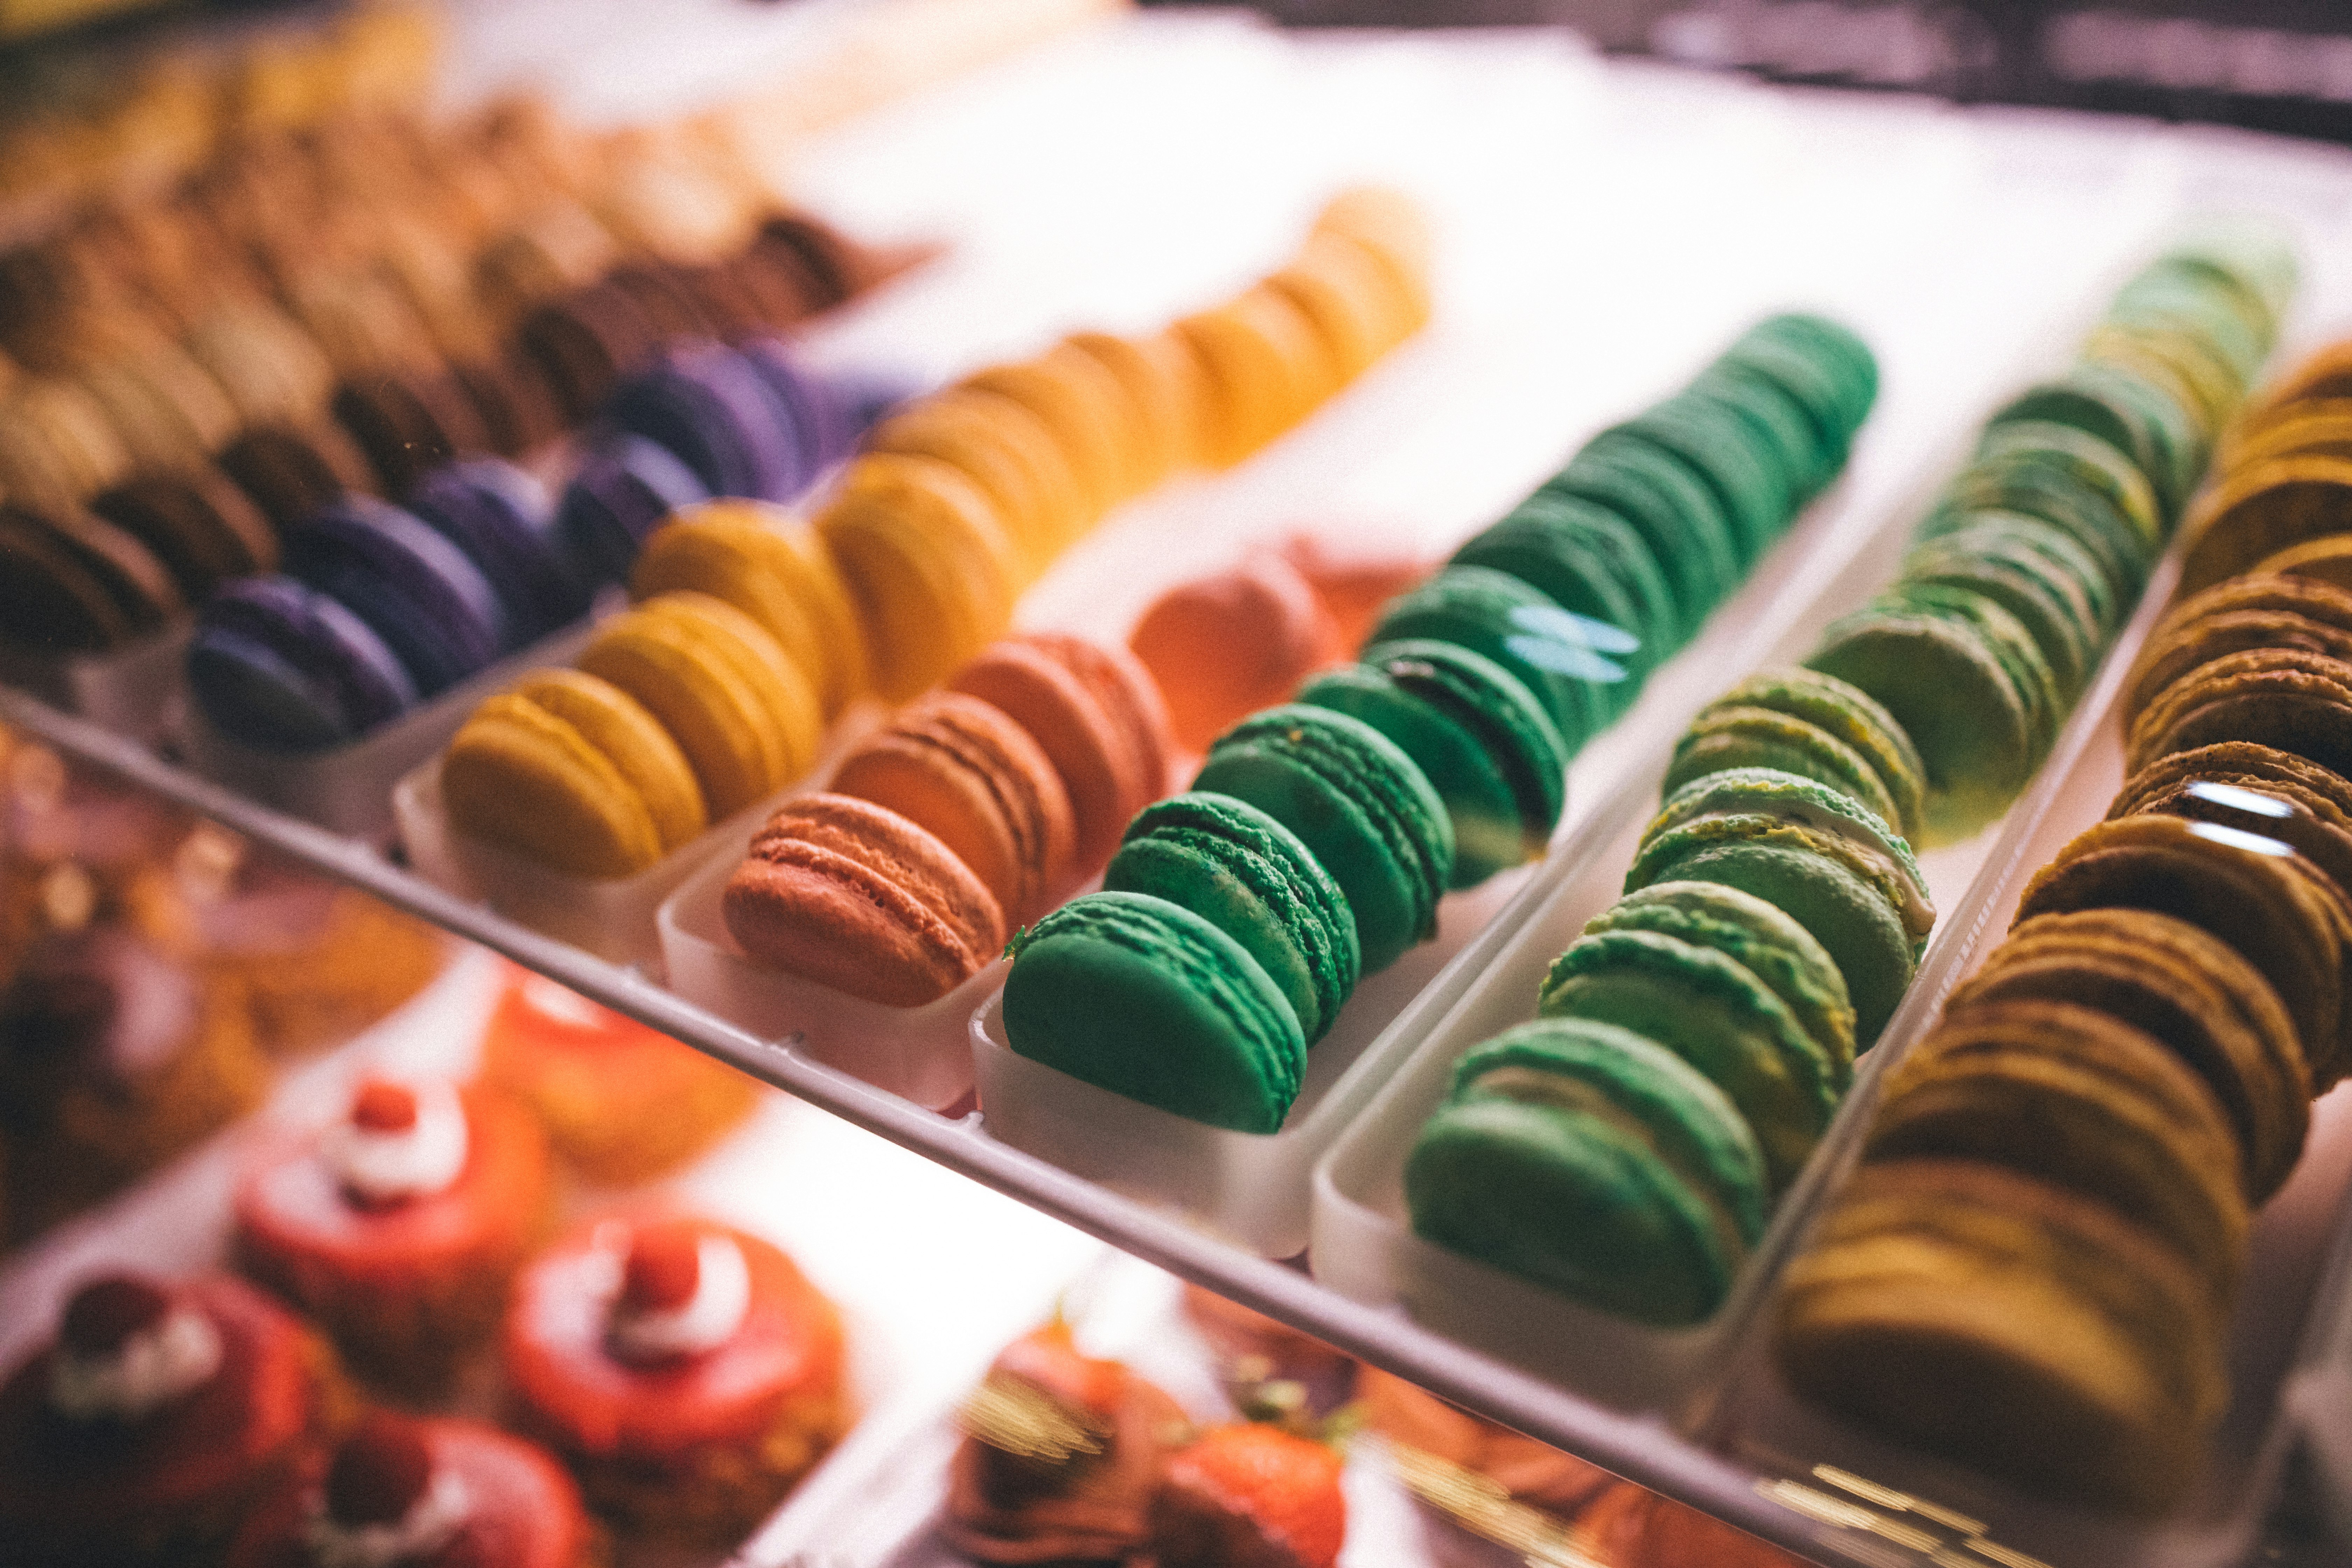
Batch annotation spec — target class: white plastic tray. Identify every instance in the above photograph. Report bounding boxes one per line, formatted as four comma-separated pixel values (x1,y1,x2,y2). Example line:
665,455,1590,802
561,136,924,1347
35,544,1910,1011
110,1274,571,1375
1308,481,2182,1424
0,625,192,747
185,622,597,841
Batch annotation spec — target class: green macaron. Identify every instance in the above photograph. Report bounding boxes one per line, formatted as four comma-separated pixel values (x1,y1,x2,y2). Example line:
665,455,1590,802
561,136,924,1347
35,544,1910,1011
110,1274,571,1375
1974,421,2164,562
1103,792,1359,1043
1540,441,1740,629
1662,706,1904,838
1002,890,1304,1134
1369,564,1628,748
1404,1017,1768,1326
1192,704,1454,974
1918,510,2119,639
1591,880,1857,1076
1903,538,2099,705
1693,667,1926,844
1537,927,1841,1190
1738,312,1878,435
1453,495,1677,672
1986,366,2198,522
1592,402,1786,570
1296,640,1568,889
1934,451,2151,609
1629,768,1935,1049
1883,580,2062,764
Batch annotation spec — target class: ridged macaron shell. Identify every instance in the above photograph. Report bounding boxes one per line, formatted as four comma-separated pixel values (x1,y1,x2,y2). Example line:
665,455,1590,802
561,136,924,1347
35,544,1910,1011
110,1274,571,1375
948,632,1171,872
1590,880,1856,1078
1663,706,1902,836
2177,456,2352,597
1538,927,1840,1190
1975,421,2164,561
2123,645,2352,779
1370,564,1619,749
630,503,871,716
1404,1017,1767,1326
1104,791,1357,1043
816,454,1019,702
1866,997,2247,1304
1966,909,2308,1201
865,389,1080,578
1003,890,1305,1134
722,792,1006,1006
830,690,1076,928
1699,668,1925,845
2111,740,2352,825
1192,704,1454,974
443,670,703,878
1297,641,1566,888
1773,1156,2225,1516
1643,768,1933,942
2122,573,2352,724
1539,442,1741,632
578,591,821,818
1263,234,1402,383
2014,812,2344,1080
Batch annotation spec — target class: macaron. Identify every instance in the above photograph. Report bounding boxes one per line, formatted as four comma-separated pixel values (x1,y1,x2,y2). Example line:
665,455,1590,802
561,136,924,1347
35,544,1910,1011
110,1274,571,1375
2110,739,2352,827
1129,551,1335,756
0,503,181,654
1002,890,1306,1135
2124,645,2352,780
1933,455,2149,611
1172,289,1329,467
1675,668,1925,844
948,632,1174,872
405,458,583,647
864,388,1083,579
1538,926,1841,1189
1988,365,2199,520
1974,420,2164,563
959,351,1136,517
1102,792,1358,1043
814,453,1020,703
629,502,872,718
216,419,378,535
1588,398,1788,571
2254,530,2352,597
1368,564,1630,748
442,668,708,877
1962,909,2308,1202
189,575,418,751
1588,880,1856,1080
1627,768,1933,1048
608,342,805,504
1295,639,1568,888
330,367,484,495
513,280,662,425
553,432,713,588
1064,329,1204,482
738,337,870,480
1450,495,1674,675
721,792,1007,1005
2014,812,2346,1080
829,690,1076,928
282,494,506,697
1882,579,2063,765
1807,603,2035,846
1902,536,2100,708
1404,1017,1767,1326
1663,705,1903,841
89,468,279,599
2176,455,2352,597
1864,997,2247,1304
1917,511,2119,642
1537,439,1740,632
1774,1157,2225,1516
2123,573,2352,725
576,591,822,819
1192,704,1454,973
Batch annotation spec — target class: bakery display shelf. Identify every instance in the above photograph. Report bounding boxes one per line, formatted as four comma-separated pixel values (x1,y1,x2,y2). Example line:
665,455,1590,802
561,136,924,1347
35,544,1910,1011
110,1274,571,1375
0,682,1871,1568
1695,604,2352,1565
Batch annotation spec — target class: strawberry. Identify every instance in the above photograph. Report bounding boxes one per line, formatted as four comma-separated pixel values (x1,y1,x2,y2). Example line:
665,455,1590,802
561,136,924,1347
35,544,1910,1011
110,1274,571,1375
1153,1422,1345,1568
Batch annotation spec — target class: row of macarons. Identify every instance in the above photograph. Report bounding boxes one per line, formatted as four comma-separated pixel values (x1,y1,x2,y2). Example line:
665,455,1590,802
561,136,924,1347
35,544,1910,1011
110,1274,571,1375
992,314,1881,1135
1778,332,2352,1519
180,340,882,754
432,191,1438,883
1389,232,2294,1335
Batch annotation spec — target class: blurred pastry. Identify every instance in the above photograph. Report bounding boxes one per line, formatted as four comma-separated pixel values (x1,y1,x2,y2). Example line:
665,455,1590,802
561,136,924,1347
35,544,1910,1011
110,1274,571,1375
1152,1420,1345,1568
1130,551,1337,757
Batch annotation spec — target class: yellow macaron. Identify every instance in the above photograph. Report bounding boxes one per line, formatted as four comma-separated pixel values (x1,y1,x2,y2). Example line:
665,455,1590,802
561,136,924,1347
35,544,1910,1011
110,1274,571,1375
1063,328,1202,483
816,453,1020,702
864,388,1080,577
578,591,823,820
443,668,708,878
629,500,872,717
1171,288,1328,467
959,355,1136,518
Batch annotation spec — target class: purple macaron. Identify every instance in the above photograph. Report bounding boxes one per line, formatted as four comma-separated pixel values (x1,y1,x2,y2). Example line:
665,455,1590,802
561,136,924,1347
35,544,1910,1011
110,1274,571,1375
607,342,800,504
554,432,712,587
405,458,587,648
189,575,419,751
282,495,506,696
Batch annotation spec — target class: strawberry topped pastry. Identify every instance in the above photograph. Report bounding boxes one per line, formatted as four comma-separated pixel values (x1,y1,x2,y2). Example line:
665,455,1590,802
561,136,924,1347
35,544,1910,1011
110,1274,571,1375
0,1272,351,1566
225,1411,605,1568
1151,1421,1347,1568
943,1318,1186,1564
502,1214,849,1546
235,1073,553,1394
478,965,758,1186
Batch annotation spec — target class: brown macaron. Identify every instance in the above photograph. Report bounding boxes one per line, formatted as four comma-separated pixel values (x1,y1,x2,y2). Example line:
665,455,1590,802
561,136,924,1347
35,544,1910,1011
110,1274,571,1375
2177,454,2352,597
89,467,279,597
828,691,1077,927
2015,812,2346,1079
331,367,489,495
218,419,378,533
2112,740,2352,827
948,633,1174,873
1973,909,2309,1199
2125,645,2352,780
2124,574,2352,724
0,503,183,654
1865,997,2249,1300
722,793,1007,1007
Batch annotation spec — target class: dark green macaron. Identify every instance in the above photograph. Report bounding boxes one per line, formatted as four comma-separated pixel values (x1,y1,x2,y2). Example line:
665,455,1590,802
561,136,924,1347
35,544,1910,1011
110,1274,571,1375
1629,768,1935,1048
1192,704,1454,973
1103,792,1359,1043
1736,312,1878,435
1537,927,1841,1190
1296,640,1568,889
1002,890,1304,1134
1540,440,1740,629
1368,564,1629,748
1404,1017,1768,1326
1454,495,1676,672
1591,401,1786,570
1589,880,1857,1079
